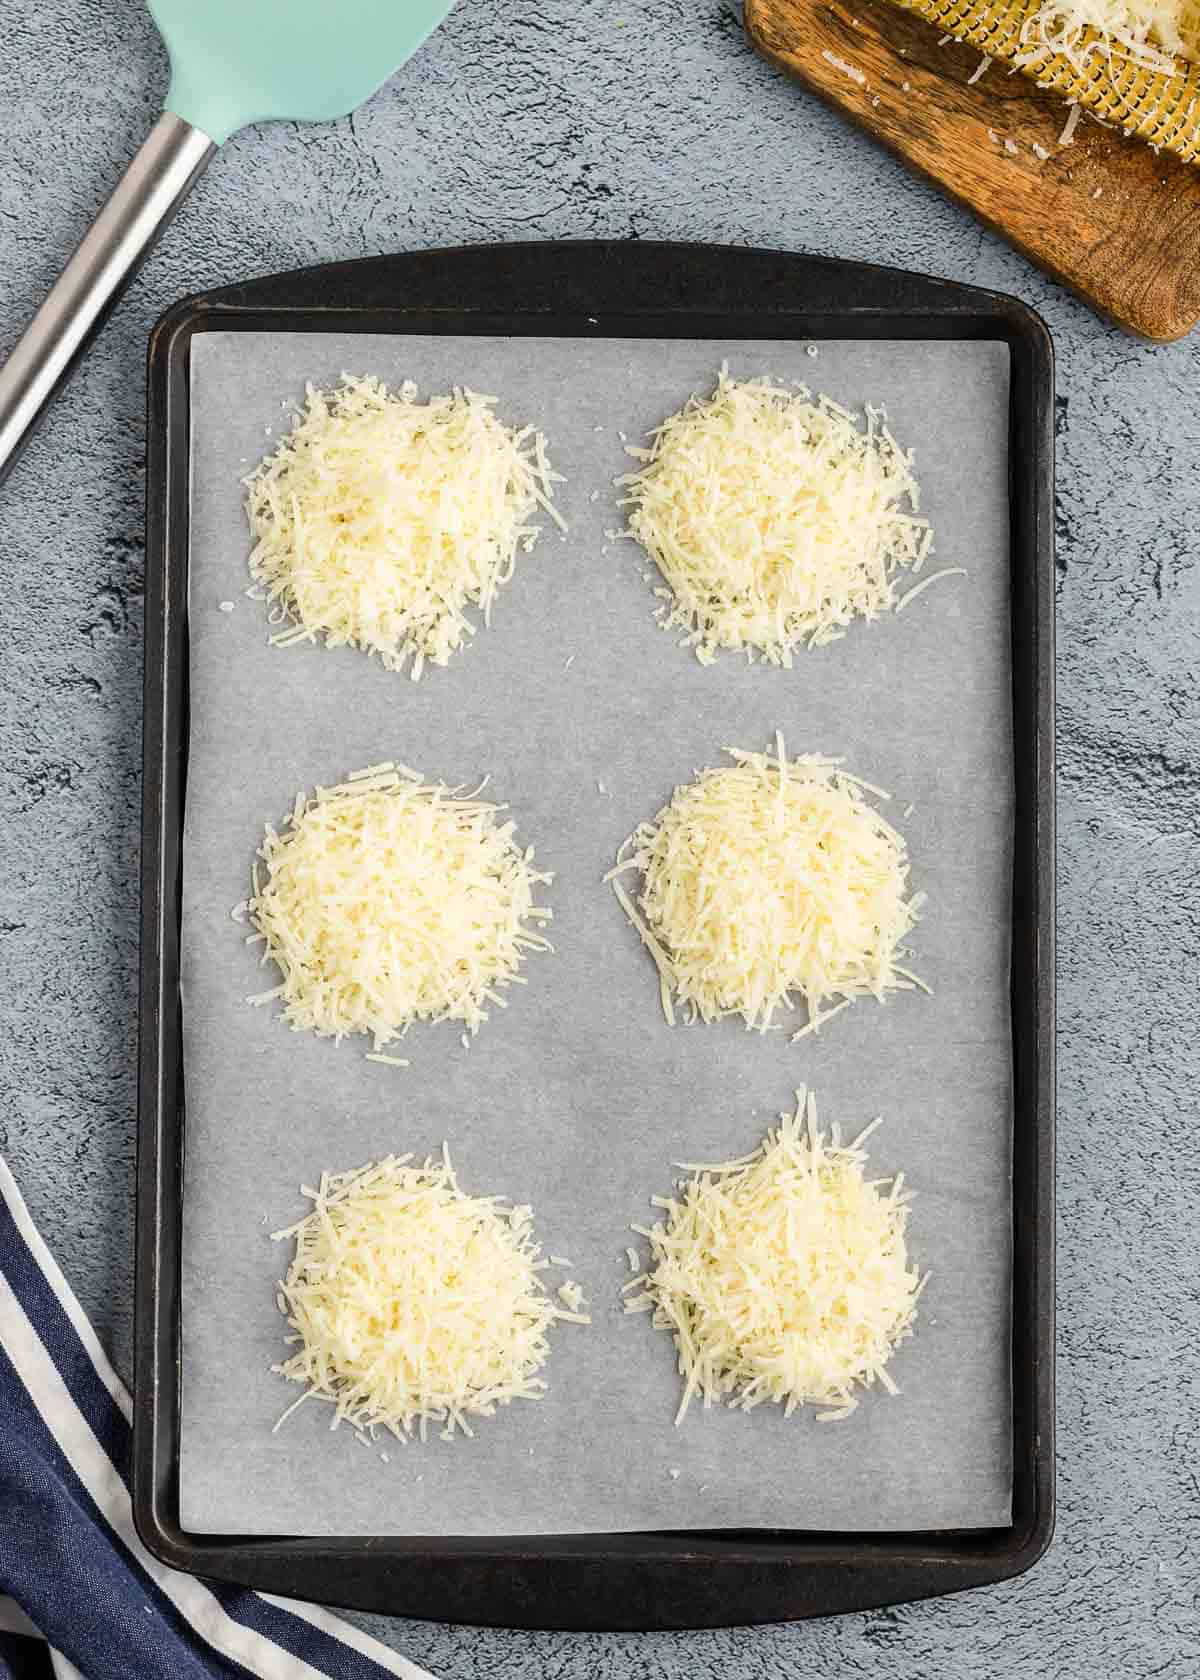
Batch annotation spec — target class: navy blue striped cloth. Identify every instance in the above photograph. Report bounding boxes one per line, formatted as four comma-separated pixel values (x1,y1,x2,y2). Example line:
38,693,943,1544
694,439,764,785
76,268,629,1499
0,1160,438,1680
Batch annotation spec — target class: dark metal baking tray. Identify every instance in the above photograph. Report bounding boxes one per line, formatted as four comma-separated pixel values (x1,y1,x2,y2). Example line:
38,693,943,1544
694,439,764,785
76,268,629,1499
134,240,1055,1630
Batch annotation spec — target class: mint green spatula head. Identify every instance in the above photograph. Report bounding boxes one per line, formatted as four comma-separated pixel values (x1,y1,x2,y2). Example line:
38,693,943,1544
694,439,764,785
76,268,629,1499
0,0,459,483
148,0,458,144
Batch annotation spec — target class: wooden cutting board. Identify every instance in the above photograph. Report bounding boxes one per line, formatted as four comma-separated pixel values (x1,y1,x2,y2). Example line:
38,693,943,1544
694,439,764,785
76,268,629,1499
746,0,1200,339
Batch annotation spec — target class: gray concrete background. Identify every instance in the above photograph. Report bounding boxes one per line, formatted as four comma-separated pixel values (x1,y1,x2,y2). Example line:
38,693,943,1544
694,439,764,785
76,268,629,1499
0,0,1195,1674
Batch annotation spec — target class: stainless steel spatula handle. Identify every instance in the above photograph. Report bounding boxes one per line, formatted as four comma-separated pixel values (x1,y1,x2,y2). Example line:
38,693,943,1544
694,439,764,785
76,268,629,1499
0,113,215,484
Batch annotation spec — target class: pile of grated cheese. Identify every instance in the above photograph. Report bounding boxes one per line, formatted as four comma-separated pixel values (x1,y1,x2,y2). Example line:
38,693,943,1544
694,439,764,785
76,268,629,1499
624,1088,925,1424
271,1149,588,1443
244,374,564,681
1017,0,1198,76
617,367,935,666
607,735,925,1037
245,763,552,1059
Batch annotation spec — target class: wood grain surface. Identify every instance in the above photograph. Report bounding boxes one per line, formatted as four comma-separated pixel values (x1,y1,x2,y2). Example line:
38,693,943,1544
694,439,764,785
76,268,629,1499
746,0,1200,339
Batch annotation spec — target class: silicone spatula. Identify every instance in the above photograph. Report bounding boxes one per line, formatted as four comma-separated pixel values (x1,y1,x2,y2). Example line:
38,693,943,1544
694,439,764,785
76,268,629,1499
0,0,458,483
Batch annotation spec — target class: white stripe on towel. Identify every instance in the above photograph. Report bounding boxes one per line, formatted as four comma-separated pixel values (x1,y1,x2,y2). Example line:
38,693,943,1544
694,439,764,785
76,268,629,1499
0,1160,131,1423
0,1217,435,1680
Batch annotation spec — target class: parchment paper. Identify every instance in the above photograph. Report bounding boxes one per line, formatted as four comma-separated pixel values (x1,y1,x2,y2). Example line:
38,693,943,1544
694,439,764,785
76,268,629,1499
180,331,1014,1537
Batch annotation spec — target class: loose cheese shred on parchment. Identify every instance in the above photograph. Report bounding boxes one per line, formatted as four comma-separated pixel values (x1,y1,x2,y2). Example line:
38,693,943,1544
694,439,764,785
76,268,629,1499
244,374,564,681
246,765,552,1059
607,736,925,1037
627,1088,926,1425
618,369,936,667
271,1150,587,1443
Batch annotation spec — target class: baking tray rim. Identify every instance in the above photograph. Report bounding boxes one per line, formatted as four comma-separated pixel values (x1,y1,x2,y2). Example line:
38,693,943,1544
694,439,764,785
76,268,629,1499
134,239,1055,1631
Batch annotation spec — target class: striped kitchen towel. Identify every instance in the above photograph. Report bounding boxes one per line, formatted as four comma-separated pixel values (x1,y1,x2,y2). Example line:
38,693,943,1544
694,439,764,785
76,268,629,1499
0,1159,437,1680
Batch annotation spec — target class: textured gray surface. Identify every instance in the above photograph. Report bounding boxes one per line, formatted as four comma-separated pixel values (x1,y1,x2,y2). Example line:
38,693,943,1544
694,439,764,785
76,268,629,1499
0,0,1196,1673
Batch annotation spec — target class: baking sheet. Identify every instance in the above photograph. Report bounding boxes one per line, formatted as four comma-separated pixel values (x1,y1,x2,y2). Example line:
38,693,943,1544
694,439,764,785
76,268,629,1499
180,331,1014,1538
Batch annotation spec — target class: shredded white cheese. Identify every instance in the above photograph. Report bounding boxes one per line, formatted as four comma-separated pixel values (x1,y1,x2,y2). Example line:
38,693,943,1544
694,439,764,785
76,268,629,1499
271,1150,583,1441
618,368,931,666
1018,0,1195,76
608,736,924,1035
557,1280,589,1316
627,1089,925,1424
896,566,969,612
247,765,552,1057
821,48,867,84
244,374,563,681
1059,103,1083,148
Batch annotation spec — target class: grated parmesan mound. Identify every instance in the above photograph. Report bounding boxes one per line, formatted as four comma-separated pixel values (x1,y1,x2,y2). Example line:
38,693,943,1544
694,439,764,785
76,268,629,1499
608,736,924,1036
625,1089,925,1424
246,764,552,1057
245,374,564,681
271,1149,587,1442
618,368,933,666
1017,0,1198,75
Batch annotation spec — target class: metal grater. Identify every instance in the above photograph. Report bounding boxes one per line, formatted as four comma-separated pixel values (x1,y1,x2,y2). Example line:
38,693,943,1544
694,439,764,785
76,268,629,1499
892,0,1200,162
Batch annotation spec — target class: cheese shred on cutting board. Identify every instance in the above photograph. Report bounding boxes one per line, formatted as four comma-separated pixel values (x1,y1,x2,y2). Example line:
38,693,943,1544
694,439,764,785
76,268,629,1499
271,1150,586,1442
619,368,934,666
245,374,563,680
246,765,552,1056
608,736,923,1035
626,1089,925,1424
